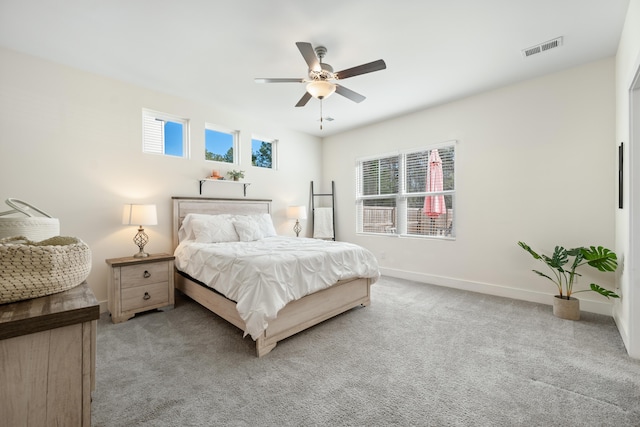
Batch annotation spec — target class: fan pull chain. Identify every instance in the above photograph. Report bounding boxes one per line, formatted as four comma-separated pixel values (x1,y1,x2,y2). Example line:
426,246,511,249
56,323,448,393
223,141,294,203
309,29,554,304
320,99,323,130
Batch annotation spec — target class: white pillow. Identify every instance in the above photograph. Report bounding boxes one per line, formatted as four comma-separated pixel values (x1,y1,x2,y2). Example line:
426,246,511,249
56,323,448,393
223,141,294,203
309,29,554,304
233,216,264,242
178,213,200,242
179,213,219,242
254,213,277,237
190,214,239,243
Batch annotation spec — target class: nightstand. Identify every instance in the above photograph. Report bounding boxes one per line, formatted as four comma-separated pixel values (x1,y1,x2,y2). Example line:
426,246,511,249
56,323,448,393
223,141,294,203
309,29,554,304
106,253,175,323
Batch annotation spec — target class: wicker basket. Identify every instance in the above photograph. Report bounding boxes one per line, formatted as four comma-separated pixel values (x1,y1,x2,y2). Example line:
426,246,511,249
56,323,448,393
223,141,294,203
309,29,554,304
0,198,60,241
0,236,92,304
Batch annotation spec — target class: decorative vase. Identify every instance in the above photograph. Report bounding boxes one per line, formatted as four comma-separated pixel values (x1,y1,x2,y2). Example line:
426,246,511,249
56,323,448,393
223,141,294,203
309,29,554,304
553,295,580,320
233,177,239,181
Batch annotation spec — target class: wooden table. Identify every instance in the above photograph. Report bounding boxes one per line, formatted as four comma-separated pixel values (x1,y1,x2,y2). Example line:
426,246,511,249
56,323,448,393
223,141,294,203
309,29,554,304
0,282,99,426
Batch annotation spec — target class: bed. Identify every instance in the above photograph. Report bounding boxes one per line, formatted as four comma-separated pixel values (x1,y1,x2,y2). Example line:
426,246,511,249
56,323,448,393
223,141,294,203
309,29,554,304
171,196,380,357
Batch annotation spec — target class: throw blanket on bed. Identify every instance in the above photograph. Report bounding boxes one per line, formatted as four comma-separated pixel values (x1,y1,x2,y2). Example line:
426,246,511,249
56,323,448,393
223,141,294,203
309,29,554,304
174,236,380,339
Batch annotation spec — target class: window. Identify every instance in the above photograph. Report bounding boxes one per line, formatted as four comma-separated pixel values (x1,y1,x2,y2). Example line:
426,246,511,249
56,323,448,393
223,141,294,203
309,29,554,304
357,155,399,234
356,141,456,238
205,124,238,164
251,136,276,169
142,109,189,158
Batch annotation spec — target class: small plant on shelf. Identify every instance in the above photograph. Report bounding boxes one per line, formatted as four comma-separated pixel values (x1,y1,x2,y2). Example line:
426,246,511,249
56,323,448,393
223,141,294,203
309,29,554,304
227,170,245,181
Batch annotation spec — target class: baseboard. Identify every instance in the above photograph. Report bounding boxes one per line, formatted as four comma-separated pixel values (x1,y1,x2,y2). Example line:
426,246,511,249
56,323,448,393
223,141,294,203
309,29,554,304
613,305,630,349
379,267,614,316
99,300,108,314
612,304,640,358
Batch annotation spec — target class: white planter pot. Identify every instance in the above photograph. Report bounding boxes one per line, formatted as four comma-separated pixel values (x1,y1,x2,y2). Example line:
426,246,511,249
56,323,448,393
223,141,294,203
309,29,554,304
553,295,580,320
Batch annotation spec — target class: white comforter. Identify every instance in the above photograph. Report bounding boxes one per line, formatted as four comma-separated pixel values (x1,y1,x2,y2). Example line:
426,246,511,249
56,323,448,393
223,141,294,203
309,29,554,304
174,236,380,339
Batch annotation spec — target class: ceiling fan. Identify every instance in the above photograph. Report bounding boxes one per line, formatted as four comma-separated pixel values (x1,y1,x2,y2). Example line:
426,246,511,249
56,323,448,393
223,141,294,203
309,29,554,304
255,42,387,108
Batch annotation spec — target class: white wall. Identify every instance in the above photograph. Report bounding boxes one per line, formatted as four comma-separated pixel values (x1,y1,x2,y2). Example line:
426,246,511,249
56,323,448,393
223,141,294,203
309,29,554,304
0,46,322,307
614,0,640,357
323,58,617,315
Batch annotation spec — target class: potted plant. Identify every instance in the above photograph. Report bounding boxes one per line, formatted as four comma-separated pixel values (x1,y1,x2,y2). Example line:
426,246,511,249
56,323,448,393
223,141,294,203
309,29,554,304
227,170,245,181
517,242,619,320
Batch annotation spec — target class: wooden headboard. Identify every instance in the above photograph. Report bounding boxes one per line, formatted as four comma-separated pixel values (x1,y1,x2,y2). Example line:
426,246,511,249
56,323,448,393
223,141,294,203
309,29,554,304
171,197,272,250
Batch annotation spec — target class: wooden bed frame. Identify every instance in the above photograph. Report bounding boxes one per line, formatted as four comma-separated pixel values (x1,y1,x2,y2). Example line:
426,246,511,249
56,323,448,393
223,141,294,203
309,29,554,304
172,197,373,357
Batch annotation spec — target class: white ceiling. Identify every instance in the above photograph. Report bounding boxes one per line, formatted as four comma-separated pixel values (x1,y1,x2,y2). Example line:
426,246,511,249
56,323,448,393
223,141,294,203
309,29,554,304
0,0,630,137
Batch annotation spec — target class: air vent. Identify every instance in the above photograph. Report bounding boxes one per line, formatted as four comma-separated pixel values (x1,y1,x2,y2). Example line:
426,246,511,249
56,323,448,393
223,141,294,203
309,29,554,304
522,37,563,58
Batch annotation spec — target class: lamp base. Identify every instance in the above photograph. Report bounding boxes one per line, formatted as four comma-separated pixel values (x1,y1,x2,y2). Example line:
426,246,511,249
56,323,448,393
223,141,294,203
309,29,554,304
293,220,301,237
133,249,150,258
133,226,150,258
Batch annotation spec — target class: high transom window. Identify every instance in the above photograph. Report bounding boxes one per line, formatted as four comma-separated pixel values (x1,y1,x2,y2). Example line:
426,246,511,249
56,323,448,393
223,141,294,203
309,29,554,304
205,124,238,164
251,136,276,169
142,109,190,158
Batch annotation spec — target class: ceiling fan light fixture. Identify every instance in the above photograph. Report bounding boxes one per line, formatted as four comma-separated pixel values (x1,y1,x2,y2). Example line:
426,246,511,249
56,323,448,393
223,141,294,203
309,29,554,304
306,80,336,99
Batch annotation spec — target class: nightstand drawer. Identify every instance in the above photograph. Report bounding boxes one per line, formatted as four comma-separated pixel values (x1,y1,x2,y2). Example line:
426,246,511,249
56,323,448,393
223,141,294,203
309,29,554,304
120,262,168,289
121,281,169,312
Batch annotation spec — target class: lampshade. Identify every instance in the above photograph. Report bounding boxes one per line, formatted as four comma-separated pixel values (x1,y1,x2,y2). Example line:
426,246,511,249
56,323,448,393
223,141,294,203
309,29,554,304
306,80,336,100
286,205,307,220
122,204,158,226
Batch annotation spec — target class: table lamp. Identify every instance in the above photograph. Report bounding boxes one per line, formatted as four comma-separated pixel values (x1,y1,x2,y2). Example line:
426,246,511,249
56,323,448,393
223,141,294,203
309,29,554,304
122,204,157,258
286,205,307,237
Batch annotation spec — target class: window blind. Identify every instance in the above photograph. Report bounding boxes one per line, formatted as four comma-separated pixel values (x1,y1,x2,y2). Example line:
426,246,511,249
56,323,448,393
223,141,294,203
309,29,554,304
142,114,164,154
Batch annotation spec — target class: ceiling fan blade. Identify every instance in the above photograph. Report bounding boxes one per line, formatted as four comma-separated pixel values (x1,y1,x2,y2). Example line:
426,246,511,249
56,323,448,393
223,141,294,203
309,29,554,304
296,42,321,72
335,84,366,103
255,78,305,83
295,92,312,107
335,59,387,80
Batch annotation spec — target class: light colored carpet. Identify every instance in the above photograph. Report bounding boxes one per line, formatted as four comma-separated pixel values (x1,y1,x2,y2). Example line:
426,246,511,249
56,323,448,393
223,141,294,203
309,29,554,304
92,276,640,426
